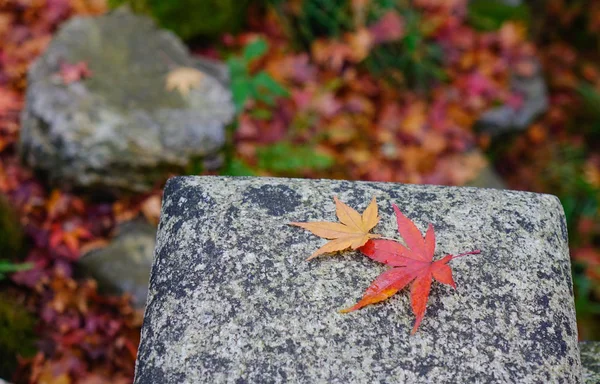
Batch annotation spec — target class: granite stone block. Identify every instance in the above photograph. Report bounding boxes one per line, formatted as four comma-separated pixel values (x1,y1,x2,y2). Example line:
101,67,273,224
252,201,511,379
134,176,581,383
580,342,600,384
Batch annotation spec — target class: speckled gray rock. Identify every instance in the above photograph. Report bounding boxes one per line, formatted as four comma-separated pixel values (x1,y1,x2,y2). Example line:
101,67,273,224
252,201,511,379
78,219,156,309
580,342,600,384
19,9,234,194
135,176,581,383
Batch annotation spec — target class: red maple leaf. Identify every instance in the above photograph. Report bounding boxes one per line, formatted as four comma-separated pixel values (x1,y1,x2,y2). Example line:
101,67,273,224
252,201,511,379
59,61,92,84
341,203,480,334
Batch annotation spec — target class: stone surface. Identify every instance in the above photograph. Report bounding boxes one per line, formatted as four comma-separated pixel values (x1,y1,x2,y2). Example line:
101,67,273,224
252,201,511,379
580,342,600,384
19,9,234,194
476,58,548,137
78,219,156,309
135,176,581,383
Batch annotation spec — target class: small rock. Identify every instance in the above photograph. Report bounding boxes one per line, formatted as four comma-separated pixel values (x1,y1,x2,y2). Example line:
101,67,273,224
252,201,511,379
19,9,235,194
467,164,507,189
476,58,548,136
78,219,156,309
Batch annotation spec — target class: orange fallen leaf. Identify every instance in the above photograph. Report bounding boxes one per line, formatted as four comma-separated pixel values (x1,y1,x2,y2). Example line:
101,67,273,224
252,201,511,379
165,67,204,96
290,196,380,260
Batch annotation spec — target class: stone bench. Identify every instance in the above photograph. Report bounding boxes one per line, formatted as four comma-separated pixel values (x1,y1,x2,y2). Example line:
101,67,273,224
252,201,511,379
134,176,585,383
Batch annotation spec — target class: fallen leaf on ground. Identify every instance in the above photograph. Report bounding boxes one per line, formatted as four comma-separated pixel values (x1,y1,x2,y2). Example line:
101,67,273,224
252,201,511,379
368,10,405,44
341,203,480,334
78,239,109,255
165,67,204,96
141,195,162,225
59,61,92,84
290,196,380,260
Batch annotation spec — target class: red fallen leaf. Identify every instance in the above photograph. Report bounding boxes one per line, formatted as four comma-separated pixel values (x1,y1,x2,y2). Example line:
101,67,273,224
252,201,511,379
49,222,93,258
59,61,92,84
368,10,405,44
342,203,480,334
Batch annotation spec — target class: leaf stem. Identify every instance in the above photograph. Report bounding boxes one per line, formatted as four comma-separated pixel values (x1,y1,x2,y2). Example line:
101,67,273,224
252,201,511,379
377,236,398,241
451,250,481,259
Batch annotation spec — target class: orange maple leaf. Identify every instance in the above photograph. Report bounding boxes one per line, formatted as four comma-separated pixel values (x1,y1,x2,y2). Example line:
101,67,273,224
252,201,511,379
290,196,381,260
165,67,204,96
341,203,480,334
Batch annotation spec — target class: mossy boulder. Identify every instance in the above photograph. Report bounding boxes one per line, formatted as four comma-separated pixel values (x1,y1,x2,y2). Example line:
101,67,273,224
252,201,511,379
109,0,249,40
20,9,235,194
0,293,37,379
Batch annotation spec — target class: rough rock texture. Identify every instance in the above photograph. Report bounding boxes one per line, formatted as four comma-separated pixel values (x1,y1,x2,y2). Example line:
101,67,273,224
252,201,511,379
135,176,581,383
476,58,548,137
581,342,600,384
78,219,156,309
20,9,234,194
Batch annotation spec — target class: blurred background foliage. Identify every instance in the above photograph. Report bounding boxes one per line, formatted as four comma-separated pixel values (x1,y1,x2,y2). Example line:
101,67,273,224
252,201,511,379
107,0,249,39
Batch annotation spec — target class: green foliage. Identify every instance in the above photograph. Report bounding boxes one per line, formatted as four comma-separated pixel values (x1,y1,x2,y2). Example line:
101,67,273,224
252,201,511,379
227,38,289,112
220,158,256,176
545,144,600,321
577,83,600,134
0,196,30,281
573,264,600,320
0,294,37,378
296,0,353,43
256,142,334,174
108,0,248,40
243,38,268,62
0,260,32,281
467,0,530,31
268,0,444,89
545,145,599,231
364,9,445,90
0,196,24,261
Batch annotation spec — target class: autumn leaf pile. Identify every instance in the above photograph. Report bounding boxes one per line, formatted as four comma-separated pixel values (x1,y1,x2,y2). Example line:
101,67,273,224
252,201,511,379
1,2,162,382
291,196,479,334
0,0,599,382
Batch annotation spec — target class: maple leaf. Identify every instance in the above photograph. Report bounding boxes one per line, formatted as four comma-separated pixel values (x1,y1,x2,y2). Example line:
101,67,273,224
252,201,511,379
49,221,93,259
165,67,204,96
59,61,92,84
341,203,480,334
368,10,405,44
290,196,381,260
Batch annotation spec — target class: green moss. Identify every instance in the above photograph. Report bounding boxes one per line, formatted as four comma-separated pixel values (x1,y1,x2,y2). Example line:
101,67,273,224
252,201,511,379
0,293,37,379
